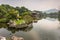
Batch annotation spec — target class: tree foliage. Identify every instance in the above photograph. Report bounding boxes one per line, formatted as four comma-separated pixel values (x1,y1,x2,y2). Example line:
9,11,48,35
0,4,33,24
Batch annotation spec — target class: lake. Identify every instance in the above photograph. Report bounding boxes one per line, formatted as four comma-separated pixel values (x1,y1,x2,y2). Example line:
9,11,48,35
0,17,60,40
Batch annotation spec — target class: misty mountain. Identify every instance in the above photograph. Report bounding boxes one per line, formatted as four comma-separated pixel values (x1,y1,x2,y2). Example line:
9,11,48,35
44,9,59,13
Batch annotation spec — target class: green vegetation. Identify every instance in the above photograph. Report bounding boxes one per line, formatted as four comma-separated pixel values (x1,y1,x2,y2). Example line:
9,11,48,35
0,4,60,24
0,4,40,27
15,19,25,24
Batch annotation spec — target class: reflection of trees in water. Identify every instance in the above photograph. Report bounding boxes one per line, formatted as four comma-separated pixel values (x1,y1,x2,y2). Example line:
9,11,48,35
58,15,60,21
0,23,33,33
7,25,33,33
58,15,60,29
0,23,8,28
58,11,60,21
58,17,60,21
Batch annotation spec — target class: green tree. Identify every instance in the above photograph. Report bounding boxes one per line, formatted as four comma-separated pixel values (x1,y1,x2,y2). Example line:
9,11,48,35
8,9,19,20
23,15,33,24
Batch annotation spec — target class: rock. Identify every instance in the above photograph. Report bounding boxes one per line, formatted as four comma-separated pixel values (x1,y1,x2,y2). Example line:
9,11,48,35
7,20,33,28
0,36,6,40
33,20,38,23
11,36,24,40
7,20,17,27
8,22,33,28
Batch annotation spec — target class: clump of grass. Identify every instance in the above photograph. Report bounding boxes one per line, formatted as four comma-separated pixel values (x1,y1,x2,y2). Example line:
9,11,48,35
15,19,25,25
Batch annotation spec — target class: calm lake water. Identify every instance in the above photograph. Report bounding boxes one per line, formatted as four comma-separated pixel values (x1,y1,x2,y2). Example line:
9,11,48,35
0,17,60,40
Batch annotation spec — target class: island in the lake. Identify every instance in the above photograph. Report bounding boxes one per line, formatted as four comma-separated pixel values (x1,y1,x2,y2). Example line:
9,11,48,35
0,4,60,28
0,4,43,28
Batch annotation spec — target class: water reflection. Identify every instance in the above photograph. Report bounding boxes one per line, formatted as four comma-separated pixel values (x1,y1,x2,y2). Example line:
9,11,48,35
0,23,33,40
33,17,60,40
7,26,33,33
33,19,59,31
0,23,33,33
0,17,60,40
0,23,8,28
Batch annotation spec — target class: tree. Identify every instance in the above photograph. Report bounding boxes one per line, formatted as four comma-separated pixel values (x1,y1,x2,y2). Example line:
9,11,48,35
16,6,31,16
23,15,33,24
8,9,19,20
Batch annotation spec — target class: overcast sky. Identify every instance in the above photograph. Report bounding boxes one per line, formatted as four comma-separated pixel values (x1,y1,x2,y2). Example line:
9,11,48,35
0,0,60,11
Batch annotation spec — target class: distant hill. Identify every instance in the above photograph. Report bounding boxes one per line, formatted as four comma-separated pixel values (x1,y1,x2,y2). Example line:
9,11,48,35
44,9,59,13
